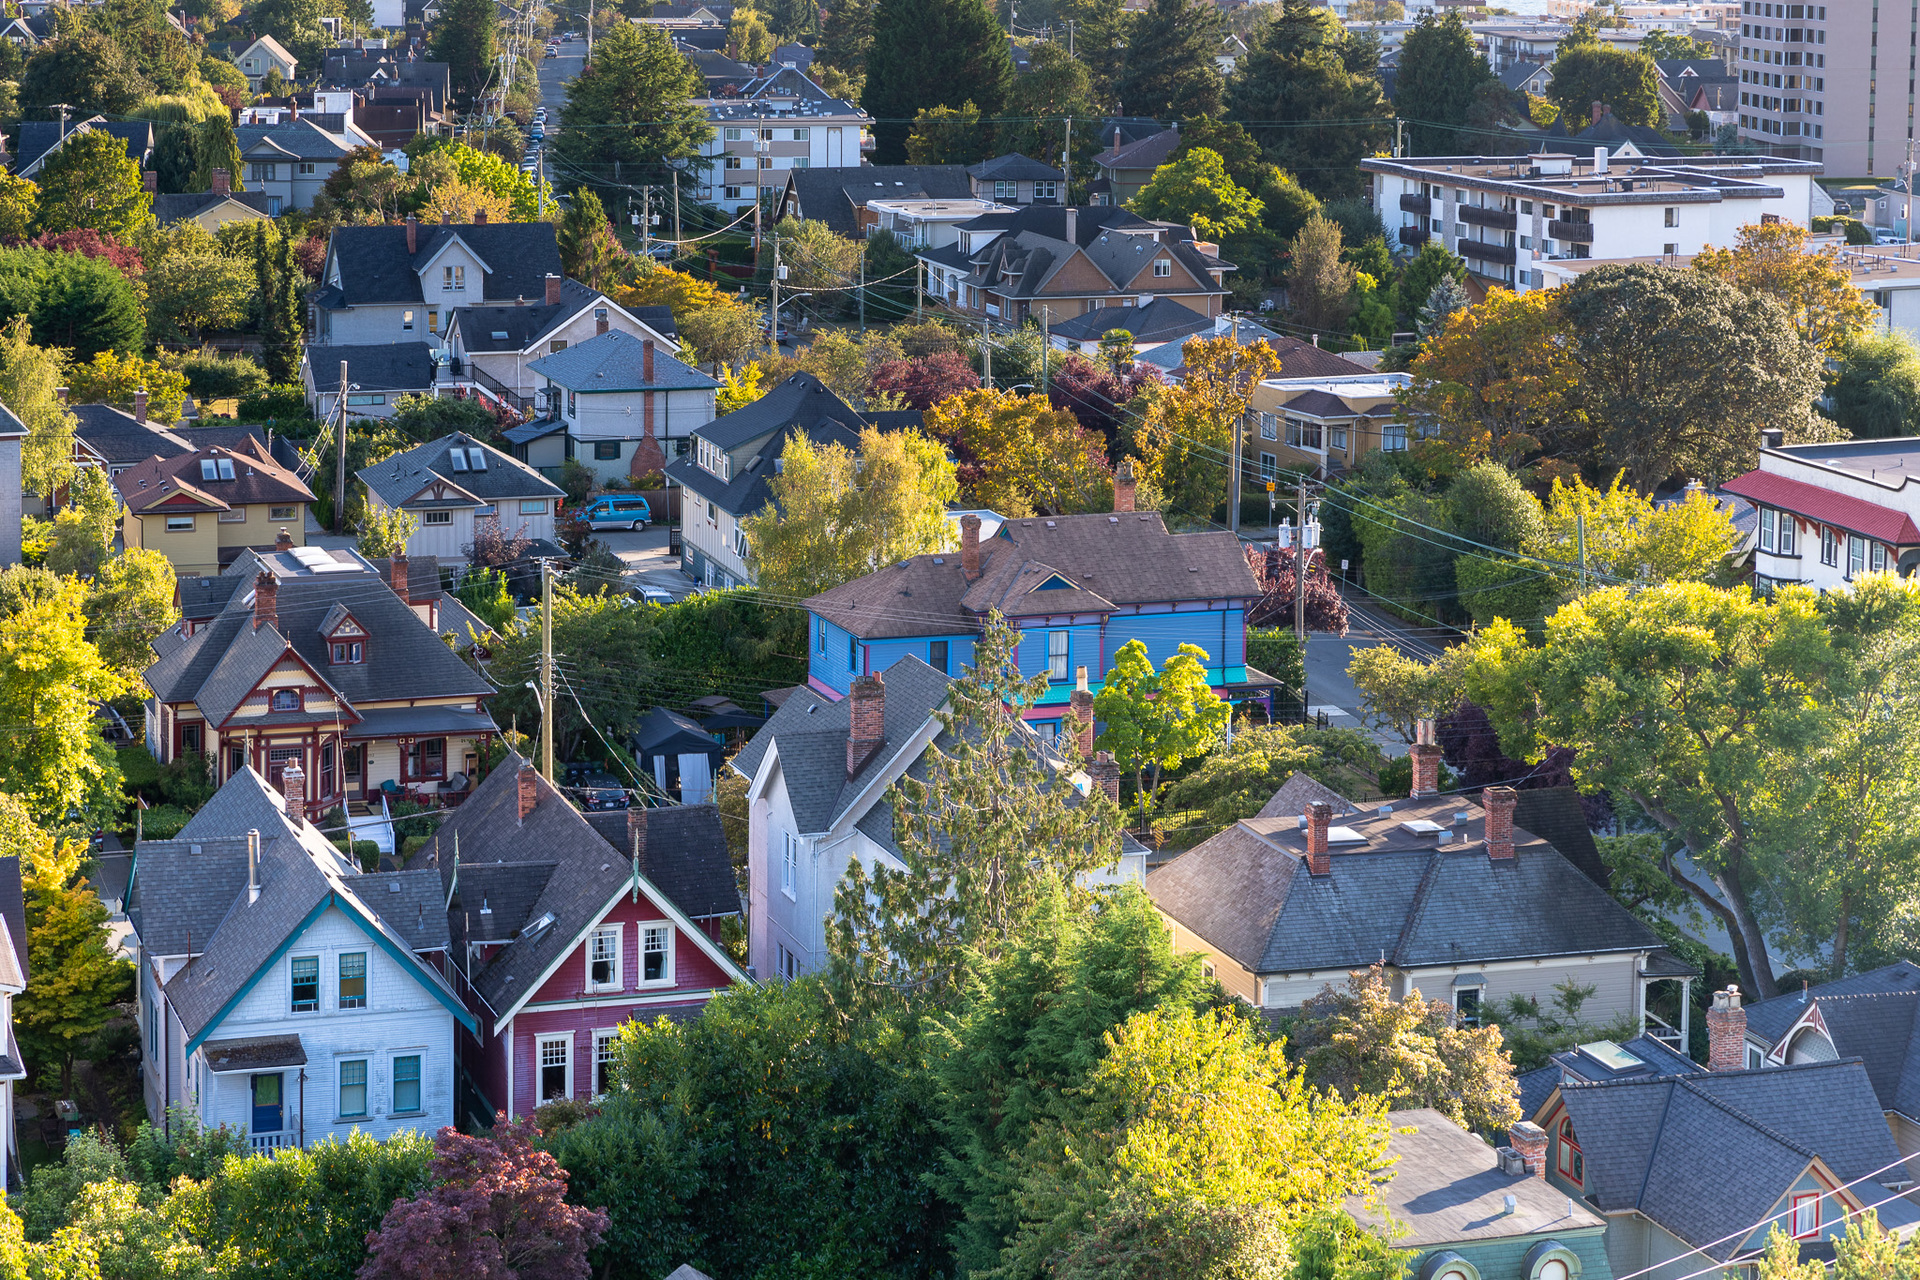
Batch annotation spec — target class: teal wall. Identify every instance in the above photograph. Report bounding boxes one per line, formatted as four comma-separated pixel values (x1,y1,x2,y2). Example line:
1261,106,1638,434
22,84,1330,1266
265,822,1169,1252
1406,1226,1614,1280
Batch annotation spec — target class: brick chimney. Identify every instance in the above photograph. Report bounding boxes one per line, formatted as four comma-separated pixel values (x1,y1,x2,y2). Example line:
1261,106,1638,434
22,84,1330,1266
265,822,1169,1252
1089,750,1120,805
1484,785,1517,860
282,760,306,824
1069,667,1094,757
1708,986,1747,1071
1113,457,1135,513
545,272,562,306
1305,800,1331,876
389,553,409,602
134,387,149,424
627,805,647,863
846,673,886,779
474,208,488,225
143,169,156,193
1508,1121,1548,1178
517,762,538,822
253,571,278,631
405,213,417,254
1410,717,1441,798
642,339,654,380
961,512,982,581
275,527,293,551
212,168,231,196
1592,100,1605,125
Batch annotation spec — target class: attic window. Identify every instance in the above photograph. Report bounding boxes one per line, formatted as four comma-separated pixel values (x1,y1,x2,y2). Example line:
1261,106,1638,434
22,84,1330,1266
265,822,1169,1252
199,458,236,481
469,448,487,471
1033,574,1074,591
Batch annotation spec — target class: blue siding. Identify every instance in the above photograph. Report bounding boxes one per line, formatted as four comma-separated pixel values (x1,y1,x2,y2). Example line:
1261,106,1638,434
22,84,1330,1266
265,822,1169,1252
1737,1170,1870,1254
1103,609,1240,680
808,617,859,697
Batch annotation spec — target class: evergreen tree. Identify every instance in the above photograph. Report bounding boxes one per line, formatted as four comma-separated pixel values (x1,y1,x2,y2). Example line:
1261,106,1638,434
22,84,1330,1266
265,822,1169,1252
1394,12,1495,153
194,111,244,192
152,123,199,195
1000,43,1098,192
1418,275,1470,337
817,0,874,79
863,0,1015,163
248,0,330,67
1115,0,1225,120
1054,0,1128,104
1398,240,1466,325
552,21,711,185
1226,0,1391,199
18,29,152,119
429,0,500,105
556,187,623,289
17,841,132,1094
33,128,155,243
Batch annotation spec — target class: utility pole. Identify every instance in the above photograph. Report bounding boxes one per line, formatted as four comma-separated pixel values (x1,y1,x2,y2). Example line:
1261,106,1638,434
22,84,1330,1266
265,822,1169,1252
915,258,924,320
333,360,348,532
1577,509,1588,591
1906,138,1916,242
537,144,545,217
540,558,555,779
981,317,992,387
770,234,782,356
1228,405,1242,532
639,187,650,258
672,167,681,247
1294,479,1309,644
1040,305,1050,390
858,249,865,332
1062,115,1071,200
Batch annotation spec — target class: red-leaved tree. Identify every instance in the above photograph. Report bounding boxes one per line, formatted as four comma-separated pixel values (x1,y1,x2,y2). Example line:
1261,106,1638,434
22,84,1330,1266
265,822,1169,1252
868,350,980,410
1245,544,1350,634
1047,353,1161,442
28,229,145,278
359,1117,608,1280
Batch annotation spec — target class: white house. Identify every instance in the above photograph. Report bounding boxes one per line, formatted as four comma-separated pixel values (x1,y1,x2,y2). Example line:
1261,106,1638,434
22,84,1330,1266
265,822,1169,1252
300,342,439,421
235,117,376,215
128,768,472,1148
442,276,681,417
693,67,874,215
357,432,564,562
0,401,23,567
1723,433,1920,591
232,35,298,90
526,330,718,483
0,858,28,1187
312,218,566,348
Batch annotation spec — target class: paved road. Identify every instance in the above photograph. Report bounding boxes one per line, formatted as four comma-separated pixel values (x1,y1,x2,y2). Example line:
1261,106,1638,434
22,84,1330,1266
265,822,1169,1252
1302,590,1455,756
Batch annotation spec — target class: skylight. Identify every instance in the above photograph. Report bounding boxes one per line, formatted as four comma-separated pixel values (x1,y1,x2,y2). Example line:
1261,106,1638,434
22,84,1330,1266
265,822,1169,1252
1578,1040,1644,1072
449,448,469,471
468,447,487,470
1327,826,1367,845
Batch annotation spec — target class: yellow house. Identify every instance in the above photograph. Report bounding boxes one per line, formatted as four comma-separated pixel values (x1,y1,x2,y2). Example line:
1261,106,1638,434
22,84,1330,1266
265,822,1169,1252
114,438,314,575
1243,373,1415,478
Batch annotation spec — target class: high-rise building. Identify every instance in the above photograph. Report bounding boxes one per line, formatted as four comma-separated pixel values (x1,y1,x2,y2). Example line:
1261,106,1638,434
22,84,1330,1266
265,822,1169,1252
1734,0,1911,178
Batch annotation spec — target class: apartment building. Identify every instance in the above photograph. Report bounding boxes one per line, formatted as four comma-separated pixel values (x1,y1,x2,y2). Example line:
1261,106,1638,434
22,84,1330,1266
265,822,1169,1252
694,67,873,214
1243,373,1415,479
1723,434,1920,589
1362,151,1820,289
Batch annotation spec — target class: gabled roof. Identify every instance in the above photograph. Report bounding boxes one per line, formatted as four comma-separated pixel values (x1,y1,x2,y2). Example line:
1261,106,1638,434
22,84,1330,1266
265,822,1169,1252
357,431,564,508
1146,788,1661,977
113,437,313,515
581,804,740,921
1140,329,1372,380
1558,1059,1918,1258
152,190,276,226
448,282,670,354
1046,297,1212,344
72,405,190,467
806,511,1260,640
323,222,564,308
1499,59,1551,91
235,118,359,161
526,328,717,392
303,342,439,393
1093,127,1180,172
1516,1031,1699,1120
967,153,1066,183
1721,470,1920,544
1284,389,1361,419
783,164,974,239
238,34,298,66
1746,961,1920,1048
16,118,154,176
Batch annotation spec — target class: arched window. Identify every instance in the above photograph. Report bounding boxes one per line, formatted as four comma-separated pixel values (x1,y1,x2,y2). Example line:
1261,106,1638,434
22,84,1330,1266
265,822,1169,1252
271,689,301,712
1525,1241,1583,1280
1557,1117,1584,1185
1786,1028,1838,1065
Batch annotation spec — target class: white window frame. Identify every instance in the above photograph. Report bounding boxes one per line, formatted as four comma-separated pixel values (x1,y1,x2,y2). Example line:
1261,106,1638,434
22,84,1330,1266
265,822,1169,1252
781,831,798,899
1047,630,1069,681
1872,541,1888,573
537,1034,572,1102
592,1029,619,1097
1760,506,1776,552
1778,512,1796,555
1034,180,1057,200
1260,411,1277,440
1152,258,1171,277
519,499,548,515
423,510,453,525
1821,525,1839,566
586,923,622,992
1848,533,1866,578
639,924,672,986
165,515,196,532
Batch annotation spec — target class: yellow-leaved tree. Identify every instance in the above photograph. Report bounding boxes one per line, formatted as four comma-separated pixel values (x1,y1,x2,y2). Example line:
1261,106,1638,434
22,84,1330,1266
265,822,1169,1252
1133,335,1282,528
1693,220,1877,360
923,387,1112,517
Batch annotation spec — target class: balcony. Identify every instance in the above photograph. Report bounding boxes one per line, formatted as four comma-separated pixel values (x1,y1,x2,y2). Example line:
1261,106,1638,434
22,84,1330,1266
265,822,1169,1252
1548,218,1593,243
1458,204,1517,231
1457,238,1518,266
1398,192,1431,215
1399,224,1430,247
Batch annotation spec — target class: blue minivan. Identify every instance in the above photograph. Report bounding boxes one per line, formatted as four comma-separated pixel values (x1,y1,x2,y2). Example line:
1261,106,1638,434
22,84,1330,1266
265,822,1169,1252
583,495,652,530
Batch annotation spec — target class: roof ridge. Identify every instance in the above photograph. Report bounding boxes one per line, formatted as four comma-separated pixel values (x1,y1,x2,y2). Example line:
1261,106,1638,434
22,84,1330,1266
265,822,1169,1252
1387,851,1444,967
1672,1073,1825,1163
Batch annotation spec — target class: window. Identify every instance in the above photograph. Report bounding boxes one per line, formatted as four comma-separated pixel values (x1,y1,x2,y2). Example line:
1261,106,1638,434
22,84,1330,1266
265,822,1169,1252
1664,207,1678,227
1848,534,1865,577
270,689,301,712
1048,631,1069,681
1259,451,1276,476
1152,258,1171,277
848,634,857,672
291,956,319,1012
218,508,247,523
995,180,1016,200
1454,987,1483,1026
427,310,438,334
392,1055,421,1112
641,925,669,983
346,393,386,407
781,831,798,898
267,196,282,216
929,639,948,673
1778,513,1796,555
338,952,366,1008
200,458,236,481
228,745,245,778
593,1032,618,1095
250,162,278,182
725,126,743,141
593,441,621,460
423,510,452,525
1381,424,1407,452
539,1036,570,1100
443,265,465,292
1873,542,1888,573
792,127,809,140
1260,412,1277,440
588,925,621,991
1821,525,1839,566
816,617,826,654
1556,1117,1584,1184
270,505,295,521
332,641,364,664
1285,417,1324,450
298,162,316,175
1760,506,1776,552
403,309,414,331
1034,181,1057,200
1792,1192,1821,1239
320,743,334,796
775,941,797,981
338,1059,367,1117
166,515,195,532
407,737,445,780
549,339,568,353
568,390,577,418
519,499,548,515
1330,426,1348,451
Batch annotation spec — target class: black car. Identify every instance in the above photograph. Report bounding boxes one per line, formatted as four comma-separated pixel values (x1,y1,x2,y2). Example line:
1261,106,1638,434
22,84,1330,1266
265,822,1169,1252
568,770,629,811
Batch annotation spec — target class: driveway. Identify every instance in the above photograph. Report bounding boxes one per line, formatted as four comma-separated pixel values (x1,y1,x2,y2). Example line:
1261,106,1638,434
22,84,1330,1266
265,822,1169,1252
592,526,700,599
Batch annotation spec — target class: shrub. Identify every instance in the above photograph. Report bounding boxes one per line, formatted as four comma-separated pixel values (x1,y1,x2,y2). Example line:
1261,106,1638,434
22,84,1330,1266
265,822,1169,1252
179,350,271,403
156,751,215,808
116,745,161,797
139,804,191,839
235,384,313,423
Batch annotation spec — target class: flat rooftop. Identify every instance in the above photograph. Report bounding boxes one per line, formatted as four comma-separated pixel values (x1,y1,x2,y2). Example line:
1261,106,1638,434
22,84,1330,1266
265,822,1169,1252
1769,438,1920,485
1362,153,1818,204
866,197,1013,218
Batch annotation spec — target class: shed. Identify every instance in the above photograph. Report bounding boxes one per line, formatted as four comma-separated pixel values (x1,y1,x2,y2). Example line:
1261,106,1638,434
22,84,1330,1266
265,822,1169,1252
632,706,723,804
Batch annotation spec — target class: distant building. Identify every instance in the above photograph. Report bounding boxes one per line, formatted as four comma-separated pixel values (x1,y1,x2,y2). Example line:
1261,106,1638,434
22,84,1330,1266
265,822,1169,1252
232,35,299,90
526,330,718,482
693,68,874,214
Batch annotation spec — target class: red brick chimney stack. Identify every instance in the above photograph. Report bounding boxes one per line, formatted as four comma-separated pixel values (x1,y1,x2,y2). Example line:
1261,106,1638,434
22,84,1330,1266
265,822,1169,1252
1483,785,1517,860
1410,717,1441,798
282,760,306,825
134,388,149,424
545,273,562,306
628,805,647,863
1090,751,1120,805
474,208,488,225
405,214,417,254
143,170,157,193
212,168,231,196
1508,1121,1548,1178
517,762,538,822
643,338,654,379
389,553,409,602
846,673,886,779
1708,986,1747,1071
1113,457,1135,513
253,571,278,631
961,513,982,581
1305,800,1331,875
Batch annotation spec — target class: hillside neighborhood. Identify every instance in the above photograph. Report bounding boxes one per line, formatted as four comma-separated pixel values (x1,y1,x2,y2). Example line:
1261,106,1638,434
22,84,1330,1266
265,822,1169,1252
8,0,1920,1275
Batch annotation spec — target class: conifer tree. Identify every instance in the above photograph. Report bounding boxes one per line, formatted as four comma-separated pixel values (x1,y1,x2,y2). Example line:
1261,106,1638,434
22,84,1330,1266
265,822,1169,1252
862,0,1014,163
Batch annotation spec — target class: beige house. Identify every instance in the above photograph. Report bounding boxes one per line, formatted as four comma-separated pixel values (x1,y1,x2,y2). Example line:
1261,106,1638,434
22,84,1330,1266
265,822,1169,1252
1244,373,1415,478
233,35,297,90
114,438,314,575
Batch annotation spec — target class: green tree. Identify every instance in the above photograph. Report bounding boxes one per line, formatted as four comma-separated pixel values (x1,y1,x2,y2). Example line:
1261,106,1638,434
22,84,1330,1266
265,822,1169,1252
152,123,200,195
1116,0,1226,120
1287,965,1520,1135
1394,12,1495,153
1548,41,1661,127
145,253,253,345
1226,0,1392,199
33,127,156,242
1130,147,1264,241
725,5,775,62
93,0,197,93
741,426,957,599
0,578,123,832
553,22,712,187
250,0,330,66
1288,213,1356,333
924,387,1111,516
556,187,623,288
479,590,659,761
19,29,153,120
0,316,76,497
863,0,1014,163
1639,28,1716,59
356,505,417,559
0,175,35,243
1094,638,1230,826
86,548,179,678
44,466,119,578
17,839,134,1092
1054,1195,1296,1280
1831,330,1920,439
405,138,548,220
999,43,1097,193
452,566,514,633
816,0,874,80
905,101,990,166
1398,241,1467,326
1133,336,1283,528
1692,221,1878,361
193,111,244,193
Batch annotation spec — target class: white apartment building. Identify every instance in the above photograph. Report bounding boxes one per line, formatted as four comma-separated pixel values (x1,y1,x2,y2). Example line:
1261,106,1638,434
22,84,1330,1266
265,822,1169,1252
1362,150,1821,289
1724,435,1920,590
692,67,873,214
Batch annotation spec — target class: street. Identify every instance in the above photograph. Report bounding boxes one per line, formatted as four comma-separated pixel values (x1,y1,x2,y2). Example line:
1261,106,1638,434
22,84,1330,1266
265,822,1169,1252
1300,590,1454,756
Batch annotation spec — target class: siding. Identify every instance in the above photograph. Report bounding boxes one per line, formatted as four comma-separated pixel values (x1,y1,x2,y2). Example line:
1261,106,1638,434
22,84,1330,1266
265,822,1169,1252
1407,1227,1613,1280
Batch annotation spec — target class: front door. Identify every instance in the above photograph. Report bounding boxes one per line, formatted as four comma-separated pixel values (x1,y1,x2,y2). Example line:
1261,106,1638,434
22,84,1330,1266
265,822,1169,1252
251,1073,282,1133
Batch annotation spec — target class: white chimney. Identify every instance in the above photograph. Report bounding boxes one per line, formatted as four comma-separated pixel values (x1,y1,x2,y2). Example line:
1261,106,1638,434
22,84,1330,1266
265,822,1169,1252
1594,146,1609,175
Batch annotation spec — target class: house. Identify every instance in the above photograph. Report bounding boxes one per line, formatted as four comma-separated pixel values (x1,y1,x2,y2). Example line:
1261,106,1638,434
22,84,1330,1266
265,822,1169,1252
1527,996,1920,1280
1146,746,1675,1020
802,481,1266,726
129,767,471,1146
920,204,1232,323
681,47,758,93
1088,126,1180,207
1535,109,1686,160
663,371,922,588
412,756,749,1120
695,68,874,213
71,403,190,478
1364,151,1821,290
0,401,22,566
1243,372,1417,478
300,343,440,421
311,217,567,347
966,153,1066,205
152,174,275,233
237,116,378,214
15,118,154,179
142,548,497,807
863,195,1017,253
1045,296,1222,354
526,330,719,482
1720,434,1920,590
442,275,680,417
1500,59,1554,96
0,858,27,1185
729,654,1147,980
777,164,974,240
579,803,742,945
0,13,52,46
1352,1109,1614,1280
1513,1032,1701,1139
233,35,299,90
356,432,563,562
1135,321,1374,382
114,439,316,575
319,53,451,116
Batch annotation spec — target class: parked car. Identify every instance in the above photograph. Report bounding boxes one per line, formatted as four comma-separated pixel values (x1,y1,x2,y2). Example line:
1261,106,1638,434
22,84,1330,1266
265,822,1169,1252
583,494,652,529
567,770,629,811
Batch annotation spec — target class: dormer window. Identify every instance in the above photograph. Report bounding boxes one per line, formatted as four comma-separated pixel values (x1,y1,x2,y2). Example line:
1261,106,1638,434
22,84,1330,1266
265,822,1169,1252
199,457,236,481
270,689,302,712
443,265,465,292
331,641,363,663
1153,258,1172,277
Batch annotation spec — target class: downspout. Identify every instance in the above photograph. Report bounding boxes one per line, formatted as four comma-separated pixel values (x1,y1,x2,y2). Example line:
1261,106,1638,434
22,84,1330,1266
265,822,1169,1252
298,1068,306,1149
503,1015,514,1121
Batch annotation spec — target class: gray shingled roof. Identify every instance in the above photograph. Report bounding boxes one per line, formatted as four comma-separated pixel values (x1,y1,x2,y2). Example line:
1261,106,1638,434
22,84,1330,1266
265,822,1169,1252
525,329,717,392
17,119,152,174
323,222,565,308
72,405,189,467
1745,961,1920,1049
448,282,649,353
1518,1032,1701,1121
357,431,563,509
784,164,974,239
662,372,870,518
1047,297,1212,344
967,153,1066,183
581,805,740,921
305,342,439,393
153,190,275,225
236,119,356,161
1093,127,1180,172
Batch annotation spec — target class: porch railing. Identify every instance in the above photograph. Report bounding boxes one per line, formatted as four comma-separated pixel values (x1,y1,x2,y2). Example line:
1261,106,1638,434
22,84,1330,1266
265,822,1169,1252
250,1131,297,1152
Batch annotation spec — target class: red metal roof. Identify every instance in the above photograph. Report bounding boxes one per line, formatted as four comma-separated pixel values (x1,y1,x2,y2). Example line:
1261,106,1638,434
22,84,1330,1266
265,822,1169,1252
1721,470,1920,544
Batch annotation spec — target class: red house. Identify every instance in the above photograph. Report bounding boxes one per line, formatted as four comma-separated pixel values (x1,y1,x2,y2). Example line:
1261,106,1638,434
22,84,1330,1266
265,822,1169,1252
418,754,747,1123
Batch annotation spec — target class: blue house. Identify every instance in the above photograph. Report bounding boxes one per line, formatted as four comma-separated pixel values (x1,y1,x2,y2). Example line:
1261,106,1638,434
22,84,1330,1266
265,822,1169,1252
802,476,1267,731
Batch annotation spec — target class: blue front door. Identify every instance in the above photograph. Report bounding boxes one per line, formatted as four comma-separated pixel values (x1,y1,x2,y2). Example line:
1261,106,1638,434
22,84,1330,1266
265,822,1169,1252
251,1073,282,1133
